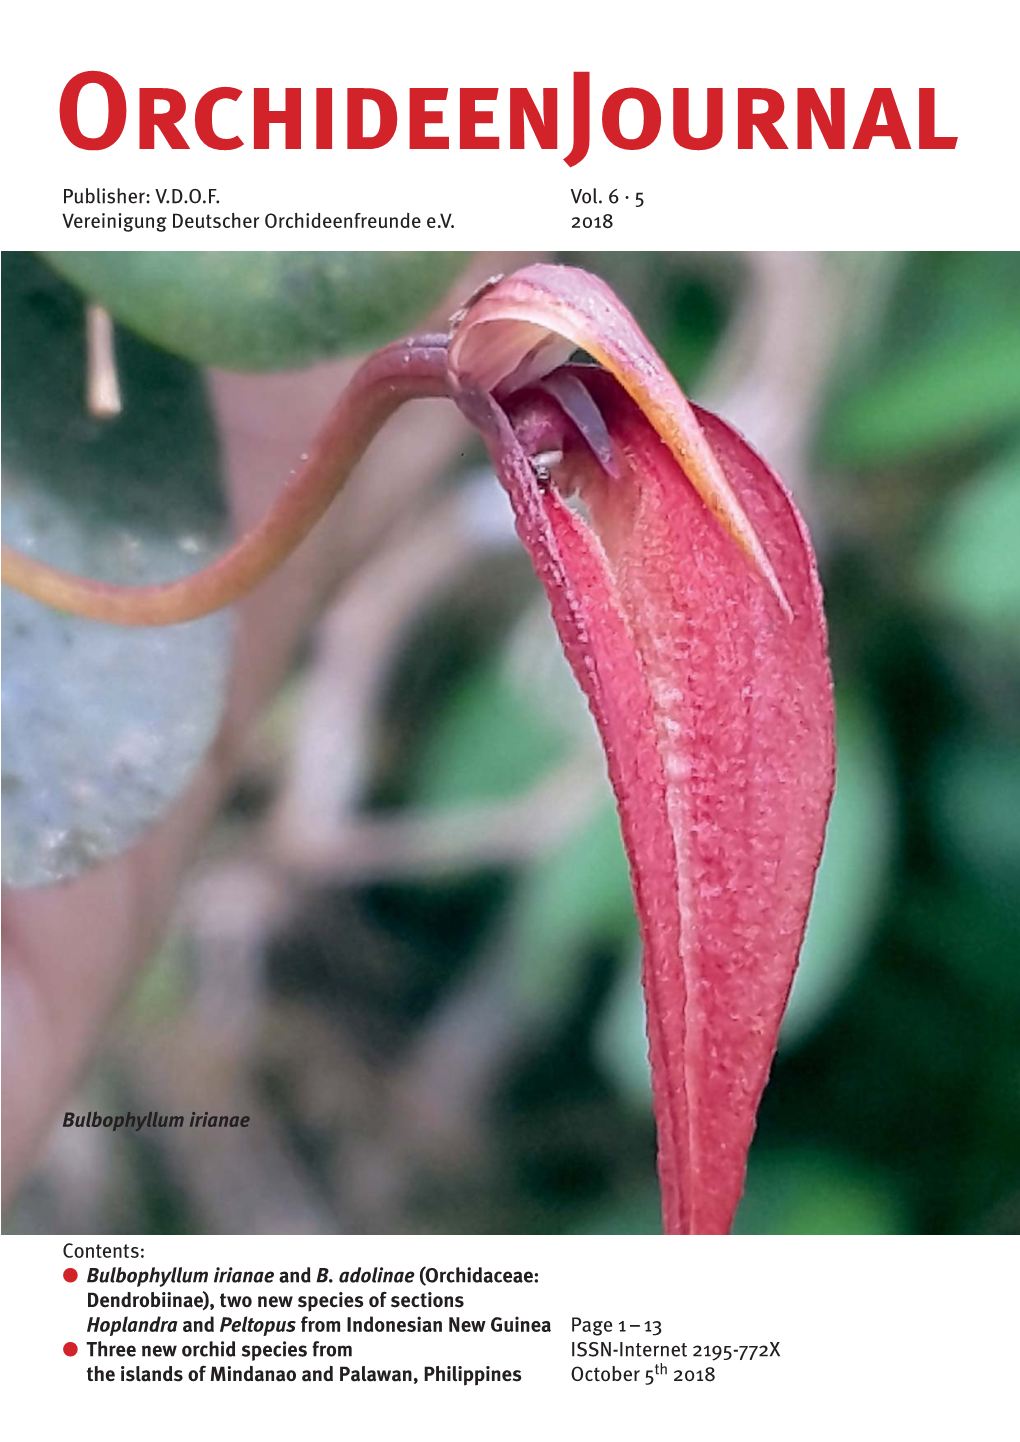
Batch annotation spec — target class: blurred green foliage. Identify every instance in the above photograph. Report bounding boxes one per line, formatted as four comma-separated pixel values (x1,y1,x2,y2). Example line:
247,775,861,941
5,250,1019,1234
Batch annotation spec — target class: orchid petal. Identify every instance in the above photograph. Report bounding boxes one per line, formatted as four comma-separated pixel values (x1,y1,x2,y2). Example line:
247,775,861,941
449,264,791,617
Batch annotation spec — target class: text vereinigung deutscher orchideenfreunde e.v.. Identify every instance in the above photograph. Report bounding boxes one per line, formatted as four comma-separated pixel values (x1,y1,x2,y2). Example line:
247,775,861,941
62,210,436,233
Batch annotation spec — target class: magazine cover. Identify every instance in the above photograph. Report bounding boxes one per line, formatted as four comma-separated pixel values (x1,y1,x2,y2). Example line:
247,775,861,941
2,4,1016,1433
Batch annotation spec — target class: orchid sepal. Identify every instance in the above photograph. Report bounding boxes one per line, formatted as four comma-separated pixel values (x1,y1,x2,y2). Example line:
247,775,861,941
448,266,835,1235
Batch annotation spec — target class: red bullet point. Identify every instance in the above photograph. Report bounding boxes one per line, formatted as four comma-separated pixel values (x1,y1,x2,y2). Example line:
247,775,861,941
63,1268,78,1283
63,1342,77,1357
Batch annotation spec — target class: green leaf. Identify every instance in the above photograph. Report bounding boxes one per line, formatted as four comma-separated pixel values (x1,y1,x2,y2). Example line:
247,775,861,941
594,946,650,1111
2,252,231,887
928,733,1020,886
781,691,895,1047
824,320,1020,465
917,444,1020,642
410,659,566,810
734,1151,906,1234
43,251,466,372
513,796,637,1015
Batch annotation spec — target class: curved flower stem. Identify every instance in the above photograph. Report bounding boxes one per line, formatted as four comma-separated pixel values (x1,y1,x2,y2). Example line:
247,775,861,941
1,336,452,626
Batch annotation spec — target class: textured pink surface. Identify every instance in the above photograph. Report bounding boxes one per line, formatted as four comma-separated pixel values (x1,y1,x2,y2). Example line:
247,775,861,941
451,268,835,1235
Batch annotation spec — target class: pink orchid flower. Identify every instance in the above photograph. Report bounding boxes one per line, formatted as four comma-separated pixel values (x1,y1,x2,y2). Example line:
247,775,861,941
2,263,835,1234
